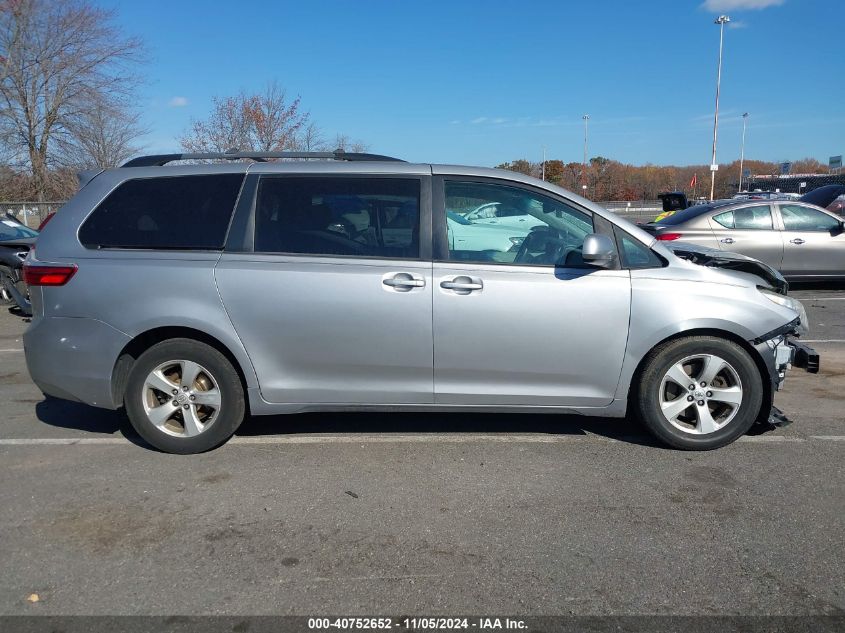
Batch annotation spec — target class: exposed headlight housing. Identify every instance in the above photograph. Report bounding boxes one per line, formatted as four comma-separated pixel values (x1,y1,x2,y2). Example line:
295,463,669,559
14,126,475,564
760,289,809,335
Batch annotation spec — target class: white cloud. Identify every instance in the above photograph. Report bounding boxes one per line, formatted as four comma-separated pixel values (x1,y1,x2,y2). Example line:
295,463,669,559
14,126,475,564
701,0,784,11
168,96,189,107
470,116,510,125
728,19,747,28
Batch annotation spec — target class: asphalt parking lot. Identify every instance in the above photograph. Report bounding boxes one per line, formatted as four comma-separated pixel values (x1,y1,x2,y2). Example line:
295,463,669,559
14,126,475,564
0,287,843,617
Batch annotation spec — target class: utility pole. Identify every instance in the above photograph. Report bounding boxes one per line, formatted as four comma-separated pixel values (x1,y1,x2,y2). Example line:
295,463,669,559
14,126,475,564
709,14,730,201
582,114,589,197
738,112,748,192
542,146,546,181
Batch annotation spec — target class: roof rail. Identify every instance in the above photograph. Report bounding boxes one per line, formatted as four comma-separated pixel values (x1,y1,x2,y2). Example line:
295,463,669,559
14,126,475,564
121,150,405,168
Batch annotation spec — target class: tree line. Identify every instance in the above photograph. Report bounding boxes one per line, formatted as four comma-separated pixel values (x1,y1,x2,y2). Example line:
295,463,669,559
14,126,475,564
496,157,831,201
0,0,365,202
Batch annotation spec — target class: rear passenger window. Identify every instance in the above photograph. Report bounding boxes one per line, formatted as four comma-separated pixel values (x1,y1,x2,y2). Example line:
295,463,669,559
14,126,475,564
79,174,244,249
713,206,772,230
734,205,773,229
254,177,420,258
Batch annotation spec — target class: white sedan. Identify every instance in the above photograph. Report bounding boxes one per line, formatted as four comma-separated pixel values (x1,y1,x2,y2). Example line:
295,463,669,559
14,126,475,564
447,210,526,253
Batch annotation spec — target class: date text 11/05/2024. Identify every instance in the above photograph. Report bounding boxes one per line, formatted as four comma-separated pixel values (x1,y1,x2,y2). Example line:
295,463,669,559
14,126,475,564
308,617,527,630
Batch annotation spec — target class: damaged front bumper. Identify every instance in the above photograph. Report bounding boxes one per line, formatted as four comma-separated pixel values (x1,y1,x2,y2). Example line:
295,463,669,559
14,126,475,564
752,318,819,428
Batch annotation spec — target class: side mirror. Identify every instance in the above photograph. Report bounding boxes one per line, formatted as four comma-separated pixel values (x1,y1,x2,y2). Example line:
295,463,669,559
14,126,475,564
581,233,616,268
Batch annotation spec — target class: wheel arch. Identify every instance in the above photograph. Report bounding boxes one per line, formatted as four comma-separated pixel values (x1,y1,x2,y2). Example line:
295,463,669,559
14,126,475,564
625,327,773,422
111,326,253,410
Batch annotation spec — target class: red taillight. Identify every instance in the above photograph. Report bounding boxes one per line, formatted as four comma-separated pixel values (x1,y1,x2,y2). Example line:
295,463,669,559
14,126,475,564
656,233,683,241
23,264,77,286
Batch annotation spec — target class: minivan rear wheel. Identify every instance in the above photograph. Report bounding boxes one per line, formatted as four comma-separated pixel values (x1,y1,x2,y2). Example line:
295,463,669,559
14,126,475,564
124,338,245,454
636,336,763,450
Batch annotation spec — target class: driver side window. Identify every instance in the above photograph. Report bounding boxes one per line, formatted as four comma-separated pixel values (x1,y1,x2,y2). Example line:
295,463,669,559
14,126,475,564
443,181,594,266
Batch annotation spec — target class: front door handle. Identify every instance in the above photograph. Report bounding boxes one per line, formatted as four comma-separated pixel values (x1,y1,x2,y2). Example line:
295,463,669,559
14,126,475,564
383,273,425,292
790,238,805,245
440,276,483,295
720,237,735,244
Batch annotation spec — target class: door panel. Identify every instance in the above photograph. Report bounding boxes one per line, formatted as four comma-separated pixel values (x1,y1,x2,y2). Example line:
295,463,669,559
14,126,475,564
216,255,433,404
433,264,630,406
778,204,845,277
708,205,784,269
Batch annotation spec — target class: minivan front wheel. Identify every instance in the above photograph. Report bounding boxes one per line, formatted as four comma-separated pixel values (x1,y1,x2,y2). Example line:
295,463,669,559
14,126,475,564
124,339,245,453
637,336,763,450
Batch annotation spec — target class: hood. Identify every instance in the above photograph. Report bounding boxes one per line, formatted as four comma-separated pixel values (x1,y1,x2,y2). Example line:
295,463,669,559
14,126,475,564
665,241,787,294
800,184,845,208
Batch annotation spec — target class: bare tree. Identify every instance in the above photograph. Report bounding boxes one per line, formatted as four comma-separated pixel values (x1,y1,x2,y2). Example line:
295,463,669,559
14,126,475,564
181,82,308,153
57,99,146,169
0,0,144,199
295,121,327,151
333,133,369,153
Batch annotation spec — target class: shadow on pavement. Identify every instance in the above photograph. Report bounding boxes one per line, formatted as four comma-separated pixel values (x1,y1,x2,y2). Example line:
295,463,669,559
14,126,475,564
236,410,666,448
789,281,845,291
34,396,784,450
34,397,150,447
32,395,669,448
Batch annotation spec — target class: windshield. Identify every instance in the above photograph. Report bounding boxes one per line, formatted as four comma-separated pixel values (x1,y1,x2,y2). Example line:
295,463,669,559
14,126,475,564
0,218,38,241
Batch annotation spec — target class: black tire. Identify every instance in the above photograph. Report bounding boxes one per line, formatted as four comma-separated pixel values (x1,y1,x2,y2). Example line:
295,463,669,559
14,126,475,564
0,266,14,304
124,338,245,454
636,336,763,450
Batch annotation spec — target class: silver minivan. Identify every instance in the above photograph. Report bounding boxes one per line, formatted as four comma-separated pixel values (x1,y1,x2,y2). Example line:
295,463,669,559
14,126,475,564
23,151,818,453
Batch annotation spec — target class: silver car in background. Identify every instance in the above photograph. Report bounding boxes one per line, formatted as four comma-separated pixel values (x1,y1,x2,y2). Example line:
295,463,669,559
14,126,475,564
23,151,818,454
642,196,845,280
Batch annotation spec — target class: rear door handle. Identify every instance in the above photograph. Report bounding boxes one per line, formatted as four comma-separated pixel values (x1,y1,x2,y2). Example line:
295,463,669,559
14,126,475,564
383,273,425,292
720,237,735,244
790,238,805,245
440,276,483,295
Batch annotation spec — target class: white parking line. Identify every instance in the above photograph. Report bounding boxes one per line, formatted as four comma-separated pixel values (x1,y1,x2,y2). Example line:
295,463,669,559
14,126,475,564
0,434,842,446
801,339,845,343
0,348,23,353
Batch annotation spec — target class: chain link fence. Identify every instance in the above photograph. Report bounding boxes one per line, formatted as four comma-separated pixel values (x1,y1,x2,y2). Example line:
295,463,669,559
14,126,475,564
600,201,662,223
1,202,64,228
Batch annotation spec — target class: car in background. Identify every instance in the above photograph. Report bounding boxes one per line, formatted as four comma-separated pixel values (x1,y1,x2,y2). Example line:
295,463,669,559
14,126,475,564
0,214,38,311
641,189,845,281
462,201,544,232
447,210,525,255
828,195,845,218
732,191,791,201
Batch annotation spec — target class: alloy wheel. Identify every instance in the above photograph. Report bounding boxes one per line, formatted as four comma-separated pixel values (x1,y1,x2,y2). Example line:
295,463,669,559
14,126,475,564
141,360,222,438
658,354,743,435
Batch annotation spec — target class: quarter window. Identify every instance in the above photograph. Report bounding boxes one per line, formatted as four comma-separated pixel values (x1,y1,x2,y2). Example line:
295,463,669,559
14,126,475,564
79,174,245,249
614,227,663,269
443,181,594,266
253,177,420,258
780,205,840,232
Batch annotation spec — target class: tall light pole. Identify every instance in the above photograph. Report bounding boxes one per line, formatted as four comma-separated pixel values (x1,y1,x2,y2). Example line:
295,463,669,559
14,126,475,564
709,14,730,201
738,111,748,192
582,114,589,197
541,146,546,181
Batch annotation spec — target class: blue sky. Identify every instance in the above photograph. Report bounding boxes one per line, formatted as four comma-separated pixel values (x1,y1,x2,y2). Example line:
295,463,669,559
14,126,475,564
103,0,845,167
